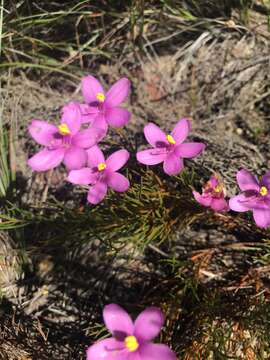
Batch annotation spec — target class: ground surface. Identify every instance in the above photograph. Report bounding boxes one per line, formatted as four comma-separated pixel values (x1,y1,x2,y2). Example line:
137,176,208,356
1,1,270,359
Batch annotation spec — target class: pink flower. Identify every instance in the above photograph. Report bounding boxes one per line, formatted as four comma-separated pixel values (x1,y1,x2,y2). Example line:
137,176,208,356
86,304,176,360
67,146,130,204
136,119,205,176
229,169,270,228
28,102,105,172
193,175,229,212
80,75,131,132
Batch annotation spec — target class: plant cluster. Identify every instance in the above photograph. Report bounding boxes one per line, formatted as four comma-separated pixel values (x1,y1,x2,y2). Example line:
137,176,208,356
25,74,270,358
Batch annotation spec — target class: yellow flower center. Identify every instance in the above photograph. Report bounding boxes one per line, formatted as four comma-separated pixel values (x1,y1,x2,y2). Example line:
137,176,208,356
213,185,223,193
58,123,71,136
96,92,105,102
166,134,176,145
124,336,139,352
97,162,106,171
260,186,268,196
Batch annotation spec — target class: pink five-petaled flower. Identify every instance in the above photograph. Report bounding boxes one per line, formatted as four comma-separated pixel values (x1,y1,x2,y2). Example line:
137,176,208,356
229,169,270,228
80,75,131,132
86,304,177,360
67,146,130,204
193,175,229,212
136,119,205,176
28,103,105,172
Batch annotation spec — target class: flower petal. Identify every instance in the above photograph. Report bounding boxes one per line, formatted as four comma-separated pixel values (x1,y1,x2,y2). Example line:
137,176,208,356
211,198,229,212
105,78,130,108
105,107,131,128
144,123,167,147
78,102,100,123
72,127,105,148
236,169,259,191
107,172,130,192
63,146,87,170
29,120,58,146
134,307,164,342
87,145,105,168
86,338,126,360
163,153,183,175
261,171,270,189
91,113,109,133
193,191,212,207
139,343,177,360
103,304,134,337
106,149,129,172
28,148,64,172
67,168,97,185
253,208,270,228
87,181,107,204
60,102,81,135
176,142,205,158
171,118,190,144
136,149,166,165
229,194,250,212
81,75,105,104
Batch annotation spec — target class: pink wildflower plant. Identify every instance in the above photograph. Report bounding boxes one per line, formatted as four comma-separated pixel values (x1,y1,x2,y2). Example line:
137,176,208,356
193,175,229,212
28,103,105,172
67,146,130,204
136,119,205,176
86,304,176,360
80,75,131,132
229,169,270,228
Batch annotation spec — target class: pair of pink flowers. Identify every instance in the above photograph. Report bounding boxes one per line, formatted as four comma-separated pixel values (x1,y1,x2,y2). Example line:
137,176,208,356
193,169,270,229
87,304,176,360
28,75,131,204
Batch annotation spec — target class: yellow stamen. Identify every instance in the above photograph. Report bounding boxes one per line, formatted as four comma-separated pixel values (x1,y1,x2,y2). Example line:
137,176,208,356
96,92,105,102
167,134,176,145
260,186,268,196
97,162,106,171
125,336,139,352
213,185,223,193
58,123,71,136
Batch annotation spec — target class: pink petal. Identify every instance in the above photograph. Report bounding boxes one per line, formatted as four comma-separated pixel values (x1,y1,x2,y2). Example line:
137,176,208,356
105,107,131,128
176,142,205,158
67,168,97,185
193,191,212,207
261,171,270,189
229,194,250,212
139,343,176,360
103,304,134,336
106,149,129,172
87,145,105,168
136,149,166,165
211,198,229,212
107,172,130,192
72,127,105,148
163,154,183,175
144,123,167,147
28,148,64,172
78,103,99,124
171,118,190,144
253,208,270,228
60,103,81,135
81,75,104,104
105,78,130,108
87,181,107,204
91,113,109,133
86,338,126,360
134,307,164,342
29,120,58,146
237,169,259,191
63,146,87,170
